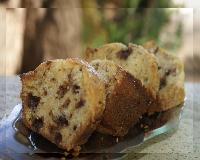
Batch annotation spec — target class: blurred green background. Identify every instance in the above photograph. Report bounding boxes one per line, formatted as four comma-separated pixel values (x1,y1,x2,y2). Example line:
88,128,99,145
1,0,197,81
81,0,182,50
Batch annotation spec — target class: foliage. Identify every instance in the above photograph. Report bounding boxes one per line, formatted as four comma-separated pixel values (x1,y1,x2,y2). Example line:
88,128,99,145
82,0,182,50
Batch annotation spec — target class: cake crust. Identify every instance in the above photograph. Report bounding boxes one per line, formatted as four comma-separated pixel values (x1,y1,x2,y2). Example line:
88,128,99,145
90,60,155,136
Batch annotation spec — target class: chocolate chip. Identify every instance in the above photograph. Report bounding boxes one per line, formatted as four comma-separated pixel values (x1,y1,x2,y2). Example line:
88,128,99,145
51,113,69,127
43,89,47,96
73,125,77,131
32,117,44,131
49,110,53,117
117,47,132,60
160,68,177,90
76,99,85,108
159,76,166,89
72,85,80,94
51,78,56,82
153,46,159,53
62,99,71,108
27,93,40,109
105,83,109,88
68,73,72,82
160,67,177,90
43,71,46,76
54,132,62,144
98,101,103,105
165,68,176,76
46,61,52,66
165,69,171,76
93,63,99,70
57,82,70,99
45,61,52,72
57,115,69,126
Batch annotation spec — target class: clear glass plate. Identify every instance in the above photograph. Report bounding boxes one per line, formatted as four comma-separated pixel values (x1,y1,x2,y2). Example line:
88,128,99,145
0,102,184,160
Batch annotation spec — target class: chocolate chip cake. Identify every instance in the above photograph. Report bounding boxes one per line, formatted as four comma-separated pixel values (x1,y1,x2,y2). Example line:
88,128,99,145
90,59,154,136
20,58,106,151
85,43,160,99
143,41,185,112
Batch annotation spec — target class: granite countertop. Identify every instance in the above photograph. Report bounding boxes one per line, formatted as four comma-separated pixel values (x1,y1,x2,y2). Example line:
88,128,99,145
0,76,199,160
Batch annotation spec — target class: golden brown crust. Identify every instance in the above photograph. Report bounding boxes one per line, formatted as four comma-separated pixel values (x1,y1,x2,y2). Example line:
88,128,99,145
90,60,155,136
99,70,155,136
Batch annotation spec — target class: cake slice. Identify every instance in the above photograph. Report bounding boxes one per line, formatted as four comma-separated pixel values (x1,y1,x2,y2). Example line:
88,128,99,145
143,41,185,112
20,58,105,151
85,43,160,100
90,59,154,136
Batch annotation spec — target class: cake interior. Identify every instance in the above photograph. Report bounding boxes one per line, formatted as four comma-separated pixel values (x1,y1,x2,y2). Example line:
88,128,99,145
22,60,94,149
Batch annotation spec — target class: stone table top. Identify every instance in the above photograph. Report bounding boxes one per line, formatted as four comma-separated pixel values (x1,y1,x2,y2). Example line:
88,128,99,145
0,76,199,160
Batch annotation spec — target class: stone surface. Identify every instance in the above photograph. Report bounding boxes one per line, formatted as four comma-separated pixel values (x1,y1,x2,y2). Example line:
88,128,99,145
0,76,21,121
0,76,199,159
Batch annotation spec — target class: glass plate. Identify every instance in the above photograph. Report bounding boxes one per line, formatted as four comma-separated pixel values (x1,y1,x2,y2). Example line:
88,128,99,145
0,102,184,160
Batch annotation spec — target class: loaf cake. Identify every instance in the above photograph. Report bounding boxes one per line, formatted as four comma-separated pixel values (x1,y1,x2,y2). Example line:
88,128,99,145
143,41,185,112
90,59,154,136
85,43,160,100
20,58,106,151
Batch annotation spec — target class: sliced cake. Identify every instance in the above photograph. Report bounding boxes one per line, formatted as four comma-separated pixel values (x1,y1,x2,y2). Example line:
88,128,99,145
85,43,160,100
143,41,185,112
20,58,106,151
90,59,154,136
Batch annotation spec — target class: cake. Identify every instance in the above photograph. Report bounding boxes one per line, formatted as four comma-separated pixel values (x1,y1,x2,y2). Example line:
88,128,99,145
20,58,106,151
85,43,160,100
90,59,154,136
143,41,185,112
20,41,185,153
